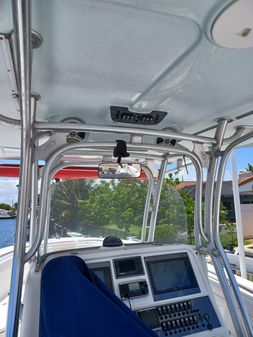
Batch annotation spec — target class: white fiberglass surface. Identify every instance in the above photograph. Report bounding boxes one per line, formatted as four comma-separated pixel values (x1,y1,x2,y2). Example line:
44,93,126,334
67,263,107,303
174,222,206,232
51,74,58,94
0,35,20,153
0,0,253,150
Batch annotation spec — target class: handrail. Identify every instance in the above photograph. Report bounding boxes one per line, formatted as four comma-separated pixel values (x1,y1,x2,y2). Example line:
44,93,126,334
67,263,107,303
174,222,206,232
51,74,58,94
6,1,32,337
35,121,216,144
204,118,229,244
208,265,253,295
147,156,168,242
140,166,154,242
212,130,253,337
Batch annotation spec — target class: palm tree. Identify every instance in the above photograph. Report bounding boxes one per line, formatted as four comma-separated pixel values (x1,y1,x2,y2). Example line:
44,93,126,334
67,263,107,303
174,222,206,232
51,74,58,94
246,163,253,172
50,179,93,231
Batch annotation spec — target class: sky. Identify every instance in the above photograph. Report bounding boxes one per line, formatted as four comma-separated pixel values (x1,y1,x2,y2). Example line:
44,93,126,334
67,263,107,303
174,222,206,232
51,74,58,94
0,147,252,205
173,147,253,181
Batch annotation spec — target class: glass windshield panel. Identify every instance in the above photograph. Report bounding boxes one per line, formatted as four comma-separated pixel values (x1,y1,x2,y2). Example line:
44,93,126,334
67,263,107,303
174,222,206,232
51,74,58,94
154,179,188,244
49,179,147,250
48,176,189,253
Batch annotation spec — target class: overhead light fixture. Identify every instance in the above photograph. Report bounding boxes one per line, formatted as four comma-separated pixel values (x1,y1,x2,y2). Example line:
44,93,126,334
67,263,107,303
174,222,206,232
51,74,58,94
212,0,253,48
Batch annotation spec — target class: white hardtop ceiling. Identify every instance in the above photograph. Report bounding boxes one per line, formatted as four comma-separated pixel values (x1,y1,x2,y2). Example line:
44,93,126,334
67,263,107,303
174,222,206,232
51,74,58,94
0,0,253,156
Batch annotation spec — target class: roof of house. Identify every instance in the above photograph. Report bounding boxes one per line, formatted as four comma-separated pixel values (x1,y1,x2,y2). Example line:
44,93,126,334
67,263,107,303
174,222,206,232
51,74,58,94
176,181,234,197
239,174,253,186
176,181,196,190
176,176,253,198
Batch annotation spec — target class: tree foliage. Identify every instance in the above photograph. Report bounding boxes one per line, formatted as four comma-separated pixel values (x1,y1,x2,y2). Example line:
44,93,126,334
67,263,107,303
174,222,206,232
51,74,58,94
0,203,16,215
50,176,190,243
50,179,93,230
0,203,13,210
78,180,147,233
246,163,253,172
49,175,229,245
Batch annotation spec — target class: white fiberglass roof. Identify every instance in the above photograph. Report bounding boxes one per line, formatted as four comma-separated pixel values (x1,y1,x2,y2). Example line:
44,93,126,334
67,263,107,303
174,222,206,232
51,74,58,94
0,0,253,157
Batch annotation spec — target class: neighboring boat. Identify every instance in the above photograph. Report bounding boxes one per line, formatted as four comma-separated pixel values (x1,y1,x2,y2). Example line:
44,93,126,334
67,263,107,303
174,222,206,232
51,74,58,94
0,210,16,220
0,216,16,220
227,252,253,281
1,1,253,337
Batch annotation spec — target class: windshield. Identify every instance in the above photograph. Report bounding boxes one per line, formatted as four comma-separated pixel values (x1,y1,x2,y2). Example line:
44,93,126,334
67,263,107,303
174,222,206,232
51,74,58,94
48,177,188,251
156,180,188,244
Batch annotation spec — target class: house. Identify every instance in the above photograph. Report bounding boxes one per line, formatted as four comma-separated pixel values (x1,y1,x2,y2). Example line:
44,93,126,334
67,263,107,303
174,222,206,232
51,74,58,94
176,172,253,239
0,209,10,218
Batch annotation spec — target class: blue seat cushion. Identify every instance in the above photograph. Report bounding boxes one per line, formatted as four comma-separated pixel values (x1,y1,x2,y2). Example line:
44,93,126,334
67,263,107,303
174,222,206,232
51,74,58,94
39,255,157,337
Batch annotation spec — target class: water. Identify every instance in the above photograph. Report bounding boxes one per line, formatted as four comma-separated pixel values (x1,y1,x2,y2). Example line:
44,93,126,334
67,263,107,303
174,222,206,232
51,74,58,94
0,218,16,249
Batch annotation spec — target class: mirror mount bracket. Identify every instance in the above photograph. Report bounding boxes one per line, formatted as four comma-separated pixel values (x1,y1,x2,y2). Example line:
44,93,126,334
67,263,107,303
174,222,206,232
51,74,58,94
113,140,129,164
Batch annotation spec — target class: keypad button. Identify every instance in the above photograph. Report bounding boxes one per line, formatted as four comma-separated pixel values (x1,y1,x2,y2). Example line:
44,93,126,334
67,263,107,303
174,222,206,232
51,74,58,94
162,306,167,314
180,318,185,327
185,317,189,326
187,301,192,310
180,303,184,311
167,321,172,330
157,307,163,316
162,322,167,331
176,319,181,328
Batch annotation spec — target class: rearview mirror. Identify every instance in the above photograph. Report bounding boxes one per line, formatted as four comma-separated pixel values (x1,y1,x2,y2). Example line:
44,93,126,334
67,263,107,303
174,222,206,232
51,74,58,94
98,163,141,179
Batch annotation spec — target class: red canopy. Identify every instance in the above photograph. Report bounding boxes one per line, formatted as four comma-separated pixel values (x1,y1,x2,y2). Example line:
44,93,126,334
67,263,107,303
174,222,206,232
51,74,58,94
0,164,147,179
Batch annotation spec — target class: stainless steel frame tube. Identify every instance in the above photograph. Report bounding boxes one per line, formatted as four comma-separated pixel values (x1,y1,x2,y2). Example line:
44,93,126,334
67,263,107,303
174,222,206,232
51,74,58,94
29,160,38,247
35,121,216,144
26,141,205,260
0,113,21,127
140,167,154,242
7,1,32,336
211,131,253,337
42,188,51,255
204,119,229,242
147,157,168,242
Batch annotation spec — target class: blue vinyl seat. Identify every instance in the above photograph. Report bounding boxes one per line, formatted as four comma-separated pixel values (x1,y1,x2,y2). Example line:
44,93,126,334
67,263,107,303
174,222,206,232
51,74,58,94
39,255,157,337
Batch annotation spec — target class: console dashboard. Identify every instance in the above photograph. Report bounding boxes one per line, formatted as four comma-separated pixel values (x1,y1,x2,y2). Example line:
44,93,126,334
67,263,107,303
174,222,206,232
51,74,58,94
46,244,229,337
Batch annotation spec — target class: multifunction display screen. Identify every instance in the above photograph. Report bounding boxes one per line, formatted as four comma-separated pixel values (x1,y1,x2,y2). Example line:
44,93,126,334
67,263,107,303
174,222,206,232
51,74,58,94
88,262,113,290
145,253,200,301
114,257,144,278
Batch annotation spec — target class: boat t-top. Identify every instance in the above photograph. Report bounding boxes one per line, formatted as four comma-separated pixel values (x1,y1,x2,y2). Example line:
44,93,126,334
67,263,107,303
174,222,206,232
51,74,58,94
0,0,253,337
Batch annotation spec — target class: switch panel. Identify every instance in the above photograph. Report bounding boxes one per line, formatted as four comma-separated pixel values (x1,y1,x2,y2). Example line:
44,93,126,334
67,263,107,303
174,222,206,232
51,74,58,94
138,296,221,337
